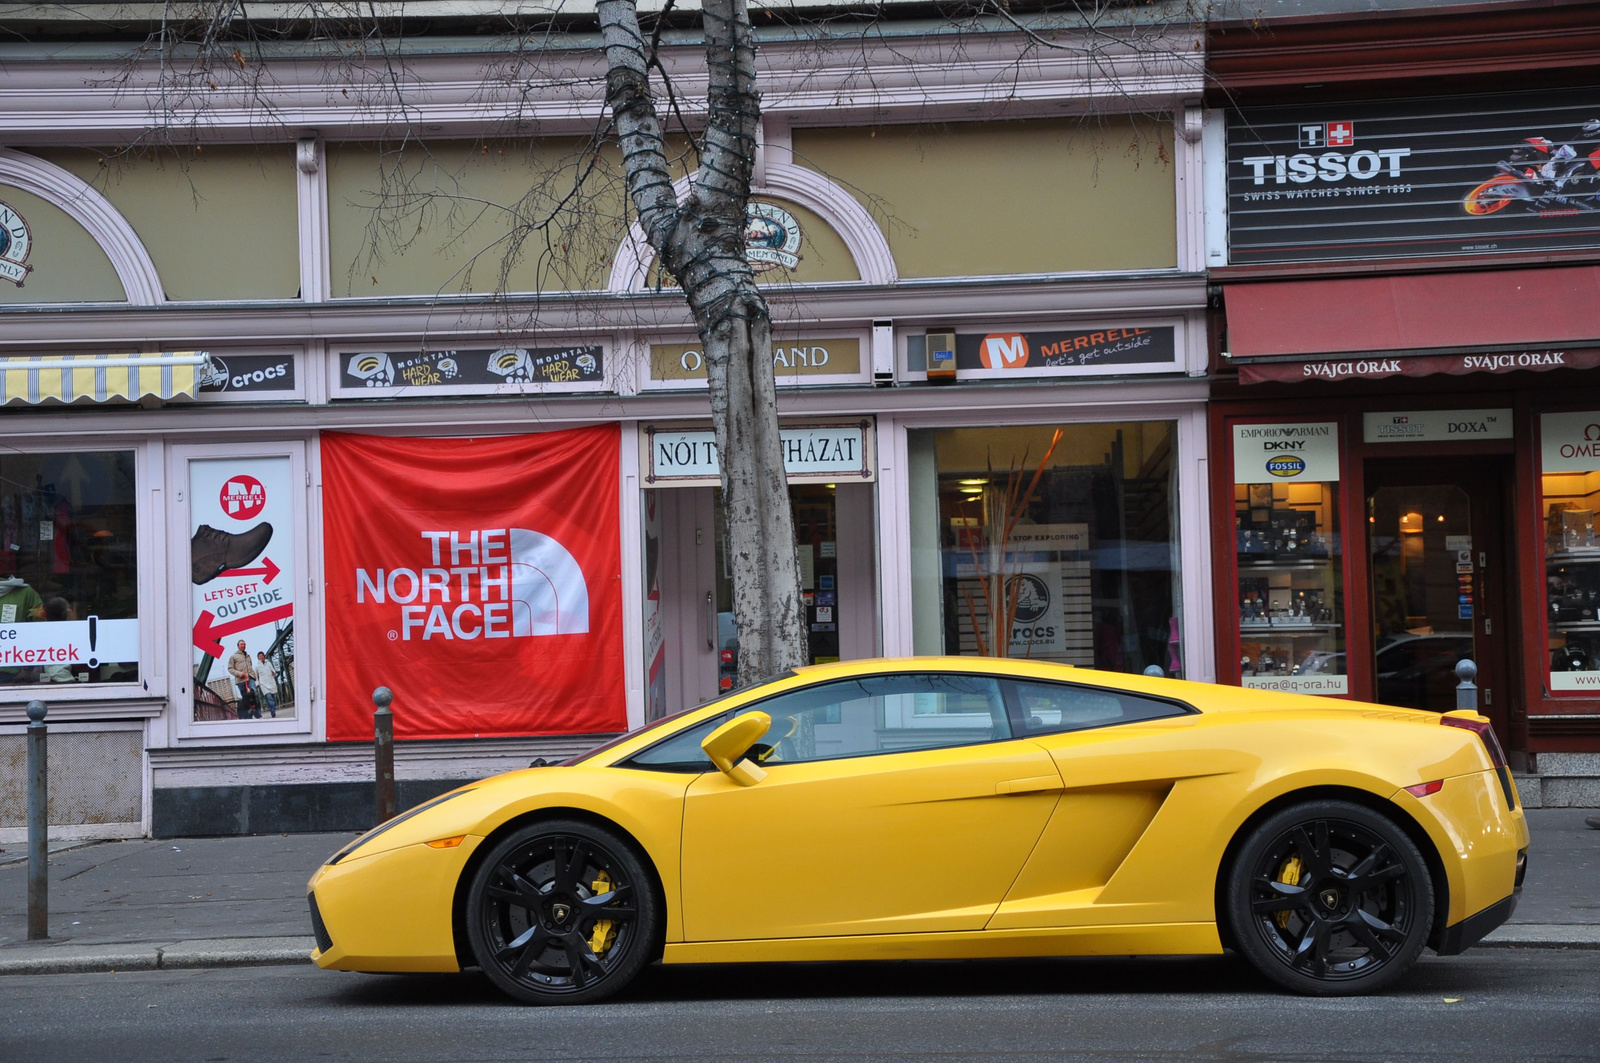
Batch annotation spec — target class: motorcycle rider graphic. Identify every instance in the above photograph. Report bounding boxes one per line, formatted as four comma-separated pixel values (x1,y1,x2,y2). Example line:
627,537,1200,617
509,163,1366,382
1464,119,1600,215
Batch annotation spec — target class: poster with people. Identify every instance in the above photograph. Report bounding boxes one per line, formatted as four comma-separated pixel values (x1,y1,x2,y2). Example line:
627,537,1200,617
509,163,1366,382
320,426,625,741
189,457,297,722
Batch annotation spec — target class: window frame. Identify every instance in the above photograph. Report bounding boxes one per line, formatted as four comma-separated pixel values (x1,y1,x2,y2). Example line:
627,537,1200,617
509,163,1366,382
168,439,314,742
0,437,157,707
999,677,1197,738
619,671,1021,773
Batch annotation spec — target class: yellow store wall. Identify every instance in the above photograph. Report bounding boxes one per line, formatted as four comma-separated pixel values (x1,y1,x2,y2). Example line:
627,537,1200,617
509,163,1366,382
40,146,300,302
0,184,125,304
793,116,1177,277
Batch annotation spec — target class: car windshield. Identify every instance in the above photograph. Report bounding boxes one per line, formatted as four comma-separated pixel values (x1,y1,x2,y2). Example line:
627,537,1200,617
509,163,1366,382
561,709,699,766
560,671,798,766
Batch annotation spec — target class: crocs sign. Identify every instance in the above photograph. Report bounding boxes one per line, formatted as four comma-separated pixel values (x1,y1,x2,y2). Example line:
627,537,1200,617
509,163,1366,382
321,427,624,741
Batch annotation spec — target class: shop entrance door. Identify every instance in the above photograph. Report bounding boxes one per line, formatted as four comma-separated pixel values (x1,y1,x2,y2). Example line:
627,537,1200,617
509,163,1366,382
651,483,878,718
1364,458,1511,737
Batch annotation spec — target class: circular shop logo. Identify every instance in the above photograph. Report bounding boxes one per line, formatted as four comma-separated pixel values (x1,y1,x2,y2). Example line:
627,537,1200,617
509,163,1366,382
1265,456,1306,478
1006,573,1052,624
744,203,802,273
0,200,35,288
221,474,267,520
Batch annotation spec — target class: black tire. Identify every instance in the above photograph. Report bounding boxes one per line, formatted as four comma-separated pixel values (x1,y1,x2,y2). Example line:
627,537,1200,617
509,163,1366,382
465,818,659,1005
1225,800,1433,996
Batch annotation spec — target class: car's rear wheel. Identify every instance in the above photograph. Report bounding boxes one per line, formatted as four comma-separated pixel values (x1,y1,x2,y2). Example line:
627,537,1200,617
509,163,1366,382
466,818,658,1005
1226,800,1433,996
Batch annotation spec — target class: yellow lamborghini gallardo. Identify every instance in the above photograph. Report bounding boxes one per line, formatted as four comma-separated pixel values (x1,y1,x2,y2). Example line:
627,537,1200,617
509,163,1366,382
307,657,1528,1003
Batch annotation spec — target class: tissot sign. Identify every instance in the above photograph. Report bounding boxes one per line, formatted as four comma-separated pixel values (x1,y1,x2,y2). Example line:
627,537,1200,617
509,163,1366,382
1227,87,1600,264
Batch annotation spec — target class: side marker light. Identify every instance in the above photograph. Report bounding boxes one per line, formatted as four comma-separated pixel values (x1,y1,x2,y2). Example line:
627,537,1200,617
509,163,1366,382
425,835,467,849
1403,780,1444,798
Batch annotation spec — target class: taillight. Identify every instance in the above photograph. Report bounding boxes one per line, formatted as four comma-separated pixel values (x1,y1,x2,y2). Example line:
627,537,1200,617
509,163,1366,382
1441,712,1516,808
1441,713,1506,767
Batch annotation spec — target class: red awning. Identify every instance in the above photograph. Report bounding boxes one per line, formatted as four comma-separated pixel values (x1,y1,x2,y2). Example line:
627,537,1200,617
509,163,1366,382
1225,265,1600,384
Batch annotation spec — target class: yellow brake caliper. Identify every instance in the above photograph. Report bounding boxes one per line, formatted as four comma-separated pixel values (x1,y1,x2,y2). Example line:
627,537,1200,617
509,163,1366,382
588,870,618,956
1275,854,1303,929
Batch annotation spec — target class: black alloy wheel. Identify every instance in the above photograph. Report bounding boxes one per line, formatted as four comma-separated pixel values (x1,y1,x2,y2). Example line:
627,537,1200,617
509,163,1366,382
1226,800,1433,996
466,819,659,1005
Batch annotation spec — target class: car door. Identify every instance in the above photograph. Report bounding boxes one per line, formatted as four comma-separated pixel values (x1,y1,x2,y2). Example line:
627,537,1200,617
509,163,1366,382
987,679,1234,930
676,672,1063,942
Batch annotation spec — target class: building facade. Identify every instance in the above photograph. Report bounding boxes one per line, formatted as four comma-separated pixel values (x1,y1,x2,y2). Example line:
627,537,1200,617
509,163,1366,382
1204,1,1600,803
0,6,1215,837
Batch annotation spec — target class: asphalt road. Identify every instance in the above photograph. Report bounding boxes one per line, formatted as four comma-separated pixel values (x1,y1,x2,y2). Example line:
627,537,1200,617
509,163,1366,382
3,950,1597,1062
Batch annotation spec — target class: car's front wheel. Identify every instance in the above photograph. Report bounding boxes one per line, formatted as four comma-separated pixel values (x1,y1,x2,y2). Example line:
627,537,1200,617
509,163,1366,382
465,818,659,1005
1226,800,1433,996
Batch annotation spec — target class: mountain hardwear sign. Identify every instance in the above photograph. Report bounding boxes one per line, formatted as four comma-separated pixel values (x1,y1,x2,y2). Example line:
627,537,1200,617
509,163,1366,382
321,427,625,741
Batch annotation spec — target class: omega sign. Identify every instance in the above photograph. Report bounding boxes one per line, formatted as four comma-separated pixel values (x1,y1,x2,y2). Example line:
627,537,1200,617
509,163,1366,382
1541,412,1600,473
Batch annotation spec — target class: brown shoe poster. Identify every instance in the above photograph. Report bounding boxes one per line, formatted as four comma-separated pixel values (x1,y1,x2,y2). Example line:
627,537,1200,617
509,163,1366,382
189,457,296,722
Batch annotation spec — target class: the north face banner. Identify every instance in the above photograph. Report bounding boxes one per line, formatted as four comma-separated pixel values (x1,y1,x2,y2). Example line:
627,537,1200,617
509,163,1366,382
321,427,625,741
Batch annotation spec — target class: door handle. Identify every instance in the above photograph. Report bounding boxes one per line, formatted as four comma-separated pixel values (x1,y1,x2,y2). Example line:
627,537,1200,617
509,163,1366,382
996,775,1064,796
705,590,716,651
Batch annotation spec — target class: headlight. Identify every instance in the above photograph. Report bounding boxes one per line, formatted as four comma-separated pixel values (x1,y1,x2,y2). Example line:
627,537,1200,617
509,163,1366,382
325,789,474,865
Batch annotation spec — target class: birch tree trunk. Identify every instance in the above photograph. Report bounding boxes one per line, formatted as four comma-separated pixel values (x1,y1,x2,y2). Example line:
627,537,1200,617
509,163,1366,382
599,0,808,683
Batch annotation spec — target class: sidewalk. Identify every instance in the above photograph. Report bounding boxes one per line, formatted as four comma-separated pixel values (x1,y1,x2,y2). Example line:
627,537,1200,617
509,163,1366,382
0,830,353,975
0,810,1593,977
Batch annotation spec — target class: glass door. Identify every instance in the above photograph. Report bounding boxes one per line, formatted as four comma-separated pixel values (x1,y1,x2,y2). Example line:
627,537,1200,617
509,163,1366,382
1364,459,1509,725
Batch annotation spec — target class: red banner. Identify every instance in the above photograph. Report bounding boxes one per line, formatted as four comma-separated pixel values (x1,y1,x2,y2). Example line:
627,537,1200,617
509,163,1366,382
322,427,625,741
1238,348,1600,385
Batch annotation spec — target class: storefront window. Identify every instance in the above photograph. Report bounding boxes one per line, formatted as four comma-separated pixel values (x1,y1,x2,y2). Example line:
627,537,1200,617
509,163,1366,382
0,451,138,686
908,422,1181,676
1231,423,1345,695
1539,412,1600,693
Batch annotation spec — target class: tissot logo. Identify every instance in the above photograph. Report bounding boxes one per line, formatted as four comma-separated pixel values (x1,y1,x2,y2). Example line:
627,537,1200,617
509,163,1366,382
354,528,590,641
1299,122,1354,149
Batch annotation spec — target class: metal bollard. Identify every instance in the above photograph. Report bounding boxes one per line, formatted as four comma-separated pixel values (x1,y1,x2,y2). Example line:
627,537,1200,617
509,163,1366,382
1142,665,1165,678
26,700,47,940
373,687,396,825
1455,659,1479,712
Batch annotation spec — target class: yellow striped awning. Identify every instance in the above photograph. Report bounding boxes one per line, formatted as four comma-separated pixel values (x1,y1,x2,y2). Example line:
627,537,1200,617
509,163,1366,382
1,351,211,405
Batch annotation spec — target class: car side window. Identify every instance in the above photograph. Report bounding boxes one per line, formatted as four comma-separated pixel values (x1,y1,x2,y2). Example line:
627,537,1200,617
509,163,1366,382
1008,680,1188,735
747,673,1010,765
622,712,731,773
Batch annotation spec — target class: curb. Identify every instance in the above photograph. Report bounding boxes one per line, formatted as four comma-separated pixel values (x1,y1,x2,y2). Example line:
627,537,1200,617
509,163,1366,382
0,936,316,976
3,926,1598,976
1475,924,1600,950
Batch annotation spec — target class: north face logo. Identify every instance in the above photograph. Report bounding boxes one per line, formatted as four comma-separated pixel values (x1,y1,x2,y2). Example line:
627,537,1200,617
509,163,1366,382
354,527,590,641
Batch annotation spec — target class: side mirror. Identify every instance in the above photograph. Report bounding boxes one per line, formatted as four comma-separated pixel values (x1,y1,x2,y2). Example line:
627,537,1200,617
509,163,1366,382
701,711,772,786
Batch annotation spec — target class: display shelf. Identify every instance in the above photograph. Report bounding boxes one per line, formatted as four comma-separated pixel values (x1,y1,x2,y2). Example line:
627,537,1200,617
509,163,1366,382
1547,549,1600,564
1236,559,1334,570
1553,621,1600,632
1232,468,1344,692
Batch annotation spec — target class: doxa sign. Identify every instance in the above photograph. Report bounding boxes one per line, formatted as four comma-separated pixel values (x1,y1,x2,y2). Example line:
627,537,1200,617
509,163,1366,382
645,423,874,486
